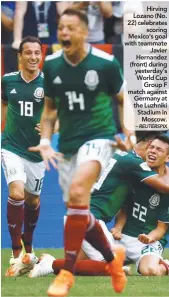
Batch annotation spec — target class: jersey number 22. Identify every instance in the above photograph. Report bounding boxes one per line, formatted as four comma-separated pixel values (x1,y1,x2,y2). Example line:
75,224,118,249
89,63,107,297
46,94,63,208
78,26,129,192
132,202,147,222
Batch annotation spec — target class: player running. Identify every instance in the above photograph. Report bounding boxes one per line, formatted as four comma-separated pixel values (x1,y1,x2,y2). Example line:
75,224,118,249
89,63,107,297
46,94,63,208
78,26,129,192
29,8,128,296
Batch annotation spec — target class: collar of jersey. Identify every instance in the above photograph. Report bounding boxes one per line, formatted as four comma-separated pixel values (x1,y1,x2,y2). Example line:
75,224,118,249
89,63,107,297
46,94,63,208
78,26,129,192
132,150,142,159
63,43,91,67
20,70,40,83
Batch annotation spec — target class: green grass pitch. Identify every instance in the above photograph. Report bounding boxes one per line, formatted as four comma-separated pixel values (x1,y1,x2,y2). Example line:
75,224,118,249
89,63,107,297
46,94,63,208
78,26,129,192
1,248,169,296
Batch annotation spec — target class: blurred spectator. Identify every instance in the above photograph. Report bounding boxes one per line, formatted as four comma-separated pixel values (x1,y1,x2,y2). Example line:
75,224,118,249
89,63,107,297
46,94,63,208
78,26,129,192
1,1,15,44
104,1,123,44
12,1,69,49
72,2,113,44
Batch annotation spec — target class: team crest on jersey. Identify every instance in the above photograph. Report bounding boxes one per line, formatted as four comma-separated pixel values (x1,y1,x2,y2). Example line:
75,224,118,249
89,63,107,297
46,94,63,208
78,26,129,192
84,70,99,91
34,88,44,102
149,194,160,209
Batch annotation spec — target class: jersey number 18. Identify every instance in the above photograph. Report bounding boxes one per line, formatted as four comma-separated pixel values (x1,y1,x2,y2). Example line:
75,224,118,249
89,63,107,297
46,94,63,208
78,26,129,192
18,101,33,116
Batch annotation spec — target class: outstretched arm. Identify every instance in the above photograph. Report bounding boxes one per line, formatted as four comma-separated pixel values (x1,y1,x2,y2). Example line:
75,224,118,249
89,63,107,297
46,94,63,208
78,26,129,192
40,97,57,139
70,2,89,10
143,175,169,194
29,97,63,170
97,2,113,18
12,1,28,49
35,119,59,135
56,2,71,16
1,11,13,31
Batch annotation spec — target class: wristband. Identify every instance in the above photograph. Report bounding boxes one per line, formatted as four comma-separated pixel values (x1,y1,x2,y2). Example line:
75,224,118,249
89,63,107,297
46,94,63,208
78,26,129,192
40,138,51,146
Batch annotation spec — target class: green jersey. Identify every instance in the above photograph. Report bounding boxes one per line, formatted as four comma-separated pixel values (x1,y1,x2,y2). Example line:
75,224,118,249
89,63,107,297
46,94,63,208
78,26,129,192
43,46,123,156
123,183,169,247
1,71,44,162
91,150,157,223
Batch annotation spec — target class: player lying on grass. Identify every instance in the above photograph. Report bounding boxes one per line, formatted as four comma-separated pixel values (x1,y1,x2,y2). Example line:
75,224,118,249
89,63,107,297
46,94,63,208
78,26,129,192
20,133,169,277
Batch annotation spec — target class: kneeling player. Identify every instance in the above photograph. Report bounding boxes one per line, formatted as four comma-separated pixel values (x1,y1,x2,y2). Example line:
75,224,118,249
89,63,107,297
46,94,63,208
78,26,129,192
26,134,169,277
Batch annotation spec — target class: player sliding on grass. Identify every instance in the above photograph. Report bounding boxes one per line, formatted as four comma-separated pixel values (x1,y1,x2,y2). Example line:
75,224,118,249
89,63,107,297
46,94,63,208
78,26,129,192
26,134,169,277
111,135,169,276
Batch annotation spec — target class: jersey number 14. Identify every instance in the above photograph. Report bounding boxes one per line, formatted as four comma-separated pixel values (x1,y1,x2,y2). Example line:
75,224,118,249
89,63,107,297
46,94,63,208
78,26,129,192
65,91,85,111
18,101,33,116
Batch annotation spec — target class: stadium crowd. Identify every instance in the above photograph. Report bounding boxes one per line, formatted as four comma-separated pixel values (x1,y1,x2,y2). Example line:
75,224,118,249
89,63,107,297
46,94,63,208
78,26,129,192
1,1,123,46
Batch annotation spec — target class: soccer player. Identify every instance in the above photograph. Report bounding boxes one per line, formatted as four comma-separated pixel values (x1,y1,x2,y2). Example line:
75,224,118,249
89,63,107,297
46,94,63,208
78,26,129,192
29,8,128,296
111,135,169,276
1,36,47,276
28,133,169,277
75,134,169,276
81,135,169,275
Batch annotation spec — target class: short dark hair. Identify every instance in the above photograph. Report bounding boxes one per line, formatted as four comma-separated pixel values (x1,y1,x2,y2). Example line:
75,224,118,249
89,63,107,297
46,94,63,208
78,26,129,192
153,134,169,153
61,8,88,27
136,131,160,143
18,36,42,54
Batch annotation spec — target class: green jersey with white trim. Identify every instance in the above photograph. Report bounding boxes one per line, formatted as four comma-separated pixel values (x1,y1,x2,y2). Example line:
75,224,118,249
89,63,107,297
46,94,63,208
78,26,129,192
123,183,169,247
1,71,44,162
43,45,123,156
90,150,157,223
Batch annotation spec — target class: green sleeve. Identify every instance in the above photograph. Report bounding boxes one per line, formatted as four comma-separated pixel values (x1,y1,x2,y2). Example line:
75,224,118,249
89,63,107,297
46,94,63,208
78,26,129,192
114,152,157,182
43,61,55,99
158,195,169,223
1,76,8,102
122,192,133,210
130,159,157,182
108,57,123,95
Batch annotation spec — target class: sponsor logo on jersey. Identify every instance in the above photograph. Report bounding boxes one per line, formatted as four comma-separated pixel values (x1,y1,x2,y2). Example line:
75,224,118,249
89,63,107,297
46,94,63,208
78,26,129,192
149,194,160,209
10,88,17,94
53,76,62,84
84,70,99,91
34,87,44,102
